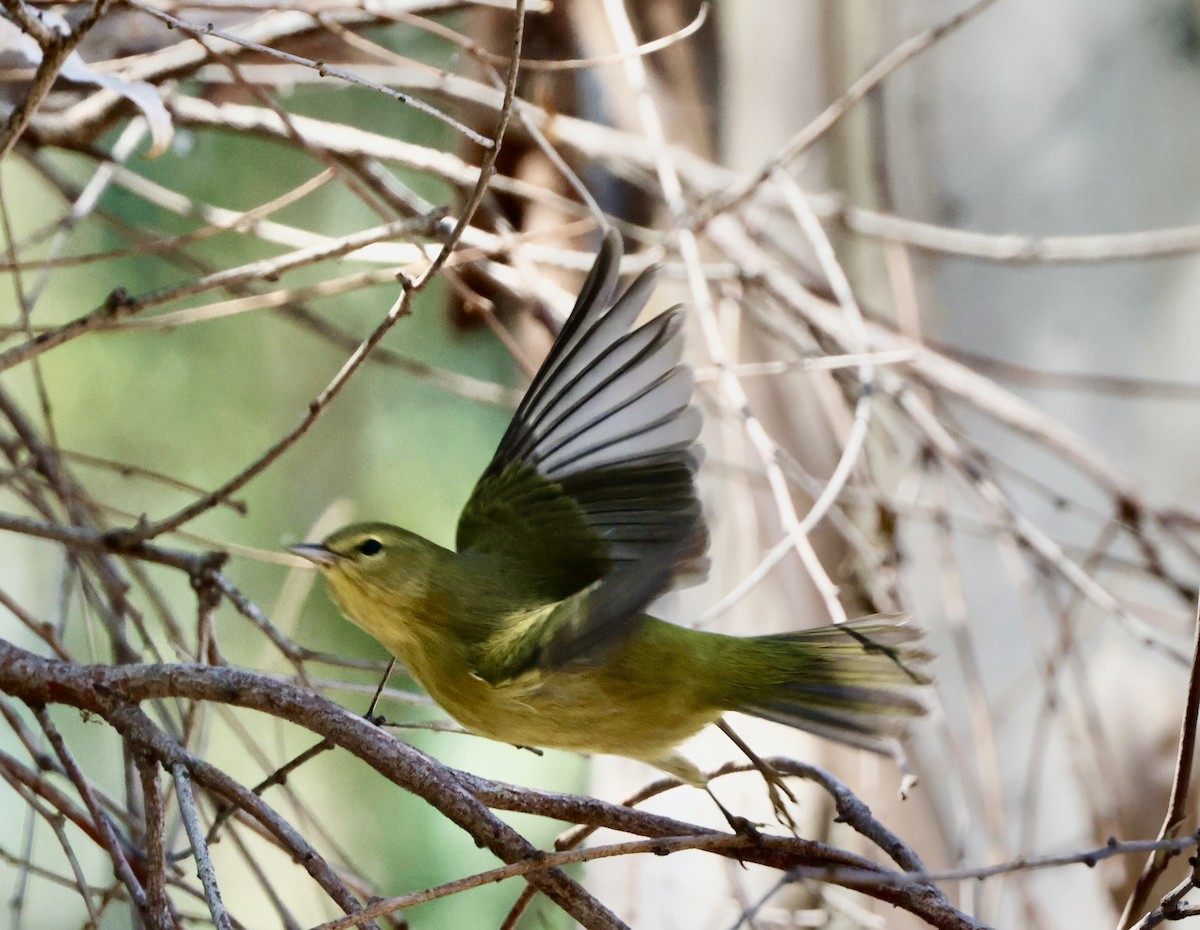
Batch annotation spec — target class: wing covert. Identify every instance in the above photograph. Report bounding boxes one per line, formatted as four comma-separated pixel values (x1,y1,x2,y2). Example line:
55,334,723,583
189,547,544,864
470,540,690,685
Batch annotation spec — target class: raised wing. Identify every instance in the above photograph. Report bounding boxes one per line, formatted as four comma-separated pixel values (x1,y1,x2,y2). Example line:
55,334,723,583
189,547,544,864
455,230,709,603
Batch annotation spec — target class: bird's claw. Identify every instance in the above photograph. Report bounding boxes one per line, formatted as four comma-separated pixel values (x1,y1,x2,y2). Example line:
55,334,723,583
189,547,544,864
760,769,799,833
725,813,763,841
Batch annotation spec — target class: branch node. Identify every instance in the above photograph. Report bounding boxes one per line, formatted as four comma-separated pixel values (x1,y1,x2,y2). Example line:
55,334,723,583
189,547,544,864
103,287,137,315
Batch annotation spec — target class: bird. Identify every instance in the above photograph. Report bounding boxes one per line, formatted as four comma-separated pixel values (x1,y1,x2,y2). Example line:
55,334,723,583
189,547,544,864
290,230,929,819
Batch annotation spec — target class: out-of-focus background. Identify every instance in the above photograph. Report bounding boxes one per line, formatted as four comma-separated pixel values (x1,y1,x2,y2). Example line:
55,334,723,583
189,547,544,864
3,1,1200,928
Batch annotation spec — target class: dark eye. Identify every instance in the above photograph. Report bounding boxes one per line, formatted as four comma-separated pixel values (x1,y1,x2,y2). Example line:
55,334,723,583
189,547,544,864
357,538,383,557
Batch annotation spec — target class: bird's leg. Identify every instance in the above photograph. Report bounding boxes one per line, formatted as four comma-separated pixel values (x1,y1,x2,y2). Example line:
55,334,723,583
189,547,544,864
364,658,397,725
703,785,761,840
716,719,798,832
652,753,761,839
204,661,400,846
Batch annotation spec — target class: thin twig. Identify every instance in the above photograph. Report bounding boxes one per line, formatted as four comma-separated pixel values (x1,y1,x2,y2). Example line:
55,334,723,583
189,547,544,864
1,776,106,926
1118,592,1200,927
604,0,848,624
135,750,176,930
0,0,114,160
0,644,631,930
31,705,147,909
693,0,1002,224
110,0,527,544
172,763,234,930
122,0,493,148
313,832,756,930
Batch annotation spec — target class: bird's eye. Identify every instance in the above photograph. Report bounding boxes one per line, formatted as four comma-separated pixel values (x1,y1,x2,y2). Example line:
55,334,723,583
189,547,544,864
357,538,384,557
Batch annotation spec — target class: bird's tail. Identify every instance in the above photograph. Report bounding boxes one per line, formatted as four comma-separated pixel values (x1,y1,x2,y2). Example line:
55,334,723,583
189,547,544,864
722,617,932,757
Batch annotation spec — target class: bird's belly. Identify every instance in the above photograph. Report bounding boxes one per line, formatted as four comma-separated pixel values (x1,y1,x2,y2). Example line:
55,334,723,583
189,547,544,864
425,667,721,763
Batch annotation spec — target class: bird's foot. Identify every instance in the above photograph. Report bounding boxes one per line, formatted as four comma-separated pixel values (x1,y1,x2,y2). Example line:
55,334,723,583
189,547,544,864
759,767,799,833
715,719,799,833
705,786,762,841
726,813,763,841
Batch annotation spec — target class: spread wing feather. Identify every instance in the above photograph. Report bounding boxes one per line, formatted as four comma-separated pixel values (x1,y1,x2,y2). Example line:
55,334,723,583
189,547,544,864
456,230,709,637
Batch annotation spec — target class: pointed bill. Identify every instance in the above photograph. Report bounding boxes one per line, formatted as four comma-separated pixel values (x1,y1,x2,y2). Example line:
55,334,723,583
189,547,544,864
288,543,338,567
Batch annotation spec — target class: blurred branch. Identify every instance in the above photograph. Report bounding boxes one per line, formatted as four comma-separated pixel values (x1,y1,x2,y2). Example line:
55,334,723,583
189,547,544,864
2,3,1199,928
1118,594,1200,927
693,0,1002,225
126,0,493,147
838,205,1200,264
0,0,113,160
105,0,526,546
1128,863,1200,930
0,286,140,372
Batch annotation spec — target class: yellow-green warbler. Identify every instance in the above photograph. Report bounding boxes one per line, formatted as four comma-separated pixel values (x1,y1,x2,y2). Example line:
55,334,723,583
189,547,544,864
291,231,929,795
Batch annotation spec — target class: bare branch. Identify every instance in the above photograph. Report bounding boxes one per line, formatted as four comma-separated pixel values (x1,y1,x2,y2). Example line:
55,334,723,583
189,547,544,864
172,763,234,930
1118,592,1200,927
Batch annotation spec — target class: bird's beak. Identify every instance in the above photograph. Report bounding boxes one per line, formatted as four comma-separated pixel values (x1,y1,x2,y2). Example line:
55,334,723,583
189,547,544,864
288,542,337,568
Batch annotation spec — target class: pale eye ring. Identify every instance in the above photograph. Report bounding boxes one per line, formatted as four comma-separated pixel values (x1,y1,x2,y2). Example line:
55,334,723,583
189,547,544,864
357,538,384,557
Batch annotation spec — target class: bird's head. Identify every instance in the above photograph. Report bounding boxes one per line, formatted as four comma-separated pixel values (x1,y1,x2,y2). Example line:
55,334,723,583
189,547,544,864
290,523,441,637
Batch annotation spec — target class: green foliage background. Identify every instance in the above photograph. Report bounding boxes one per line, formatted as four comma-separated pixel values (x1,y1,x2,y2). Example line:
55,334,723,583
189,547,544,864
0,28,587,930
